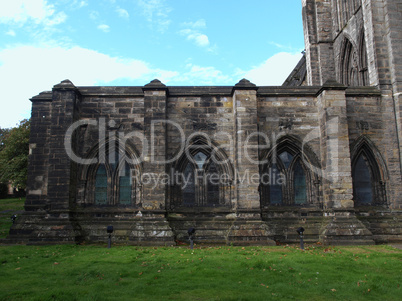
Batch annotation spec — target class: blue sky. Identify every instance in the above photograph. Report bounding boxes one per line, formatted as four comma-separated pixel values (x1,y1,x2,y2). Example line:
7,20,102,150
0,0,305,128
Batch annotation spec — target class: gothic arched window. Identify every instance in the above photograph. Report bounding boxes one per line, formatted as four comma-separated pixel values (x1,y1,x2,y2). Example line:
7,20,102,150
118,162,133,205
294,160,307,205
268,163,283,205
206,161,220,206
351,140,387,206
261,149,309,207
353,154,373,205
340,35,369,87
179,151,229,207
341,38,359,86
182,163,196,206
170,139,233,210
95,164,108,205
86,142,139,207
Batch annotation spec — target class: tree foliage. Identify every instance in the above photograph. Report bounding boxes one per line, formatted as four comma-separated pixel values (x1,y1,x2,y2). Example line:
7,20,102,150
0,119,30,189
0,127,10,151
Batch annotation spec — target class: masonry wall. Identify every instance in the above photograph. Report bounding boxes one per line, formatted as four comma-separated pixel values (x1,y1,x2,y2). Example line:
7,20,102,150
257,88,322,210
7,0,402,245
166,92,234,169
257,90,321,157
346,88,402,209
25,96,52,212
6,79,402,245
75,89,145,207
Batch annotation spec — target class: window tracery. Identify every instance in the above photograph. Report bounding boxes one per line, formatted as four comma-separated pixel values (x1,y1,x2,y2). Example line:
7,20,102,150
84,141,139,207
260,144,313,207
340,34,368,86
169,138,233,210
351,139,387,206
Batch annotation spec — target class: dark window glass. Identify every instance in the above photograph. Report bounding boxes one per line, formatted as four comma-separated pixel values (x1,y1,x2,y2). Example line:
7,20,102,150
353,154,373,205
182,163,196,206
269,164,283,205
108,150,119,171
279,151,294,169
294,161,307,204
206,161,220,206
119,163,132,205
95,165,108,205
194,152,207,169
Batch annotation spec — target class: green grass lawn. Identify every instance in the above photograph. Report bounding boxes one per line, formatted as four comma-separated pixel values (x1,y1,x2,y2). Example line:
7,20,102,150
0,199,401,300
0,244,401,301
0,198,24,239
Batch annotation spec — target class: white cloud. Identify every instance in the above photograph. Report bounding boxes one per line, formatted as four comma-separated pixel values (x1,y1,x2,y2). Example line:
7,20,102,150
152,70,179,84
43,11,67,27
182,19,206,29
194,34,209,47
179,19,211,49
6,30,16,36
136,0,171,32
0,0,66,27
116,7,129,19
269,41,302,53
0,45,177,128
72,1,88,9
179,29,210,48
97,24,110,33
176,63,232,85
89,11,99,20
0,44,303,128
179,19,212,48
241,52,303,86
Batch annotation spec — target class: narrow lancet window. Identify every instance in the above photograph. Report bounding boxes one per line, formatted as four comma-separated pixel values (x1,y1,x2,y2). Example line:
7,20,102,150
182,163,196,206
353,154,373,205
294,161,307,205
269,164,283,205
119,163,132,205
95,164,108,205
206,161,220,206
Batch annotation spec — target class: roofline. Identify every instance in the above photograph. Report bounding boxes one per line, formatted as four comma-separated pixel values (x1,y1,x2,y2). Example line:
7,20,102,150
30,85,382,102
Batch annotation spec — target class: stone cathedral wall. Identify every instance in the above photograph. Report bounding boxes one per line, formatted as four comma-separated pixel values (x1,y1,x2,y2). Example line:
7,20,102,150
4,0,402,245
5,78,401,245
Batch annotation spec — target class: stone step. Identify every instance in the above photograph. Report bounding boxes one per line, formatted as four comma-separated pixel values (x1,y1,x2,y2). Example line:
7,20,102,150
168,215,275,245
357,214,402,243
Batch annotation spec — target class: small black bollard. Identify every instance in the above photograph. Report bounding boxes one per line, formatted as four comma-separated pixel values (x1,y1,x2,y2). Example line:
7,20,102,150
11,214,17,224
296,227,305,250
188,227,195,249
107,226,114,248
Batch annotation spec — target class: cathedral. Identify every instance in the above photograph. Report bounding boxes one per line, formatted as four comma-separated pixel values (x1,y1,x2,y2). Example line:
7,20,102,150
7,0,402,245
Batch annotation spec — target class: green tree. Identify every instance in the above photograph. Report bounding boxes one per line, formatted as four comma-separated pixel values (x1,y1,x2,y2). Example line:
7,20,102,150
0,119,30,189
0,127,10,151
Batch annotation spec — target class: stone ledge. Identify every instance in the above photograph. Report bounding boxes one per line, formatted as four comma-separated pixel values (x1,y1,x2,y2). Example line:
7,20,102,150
345,86,382,96
30,91,52,102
